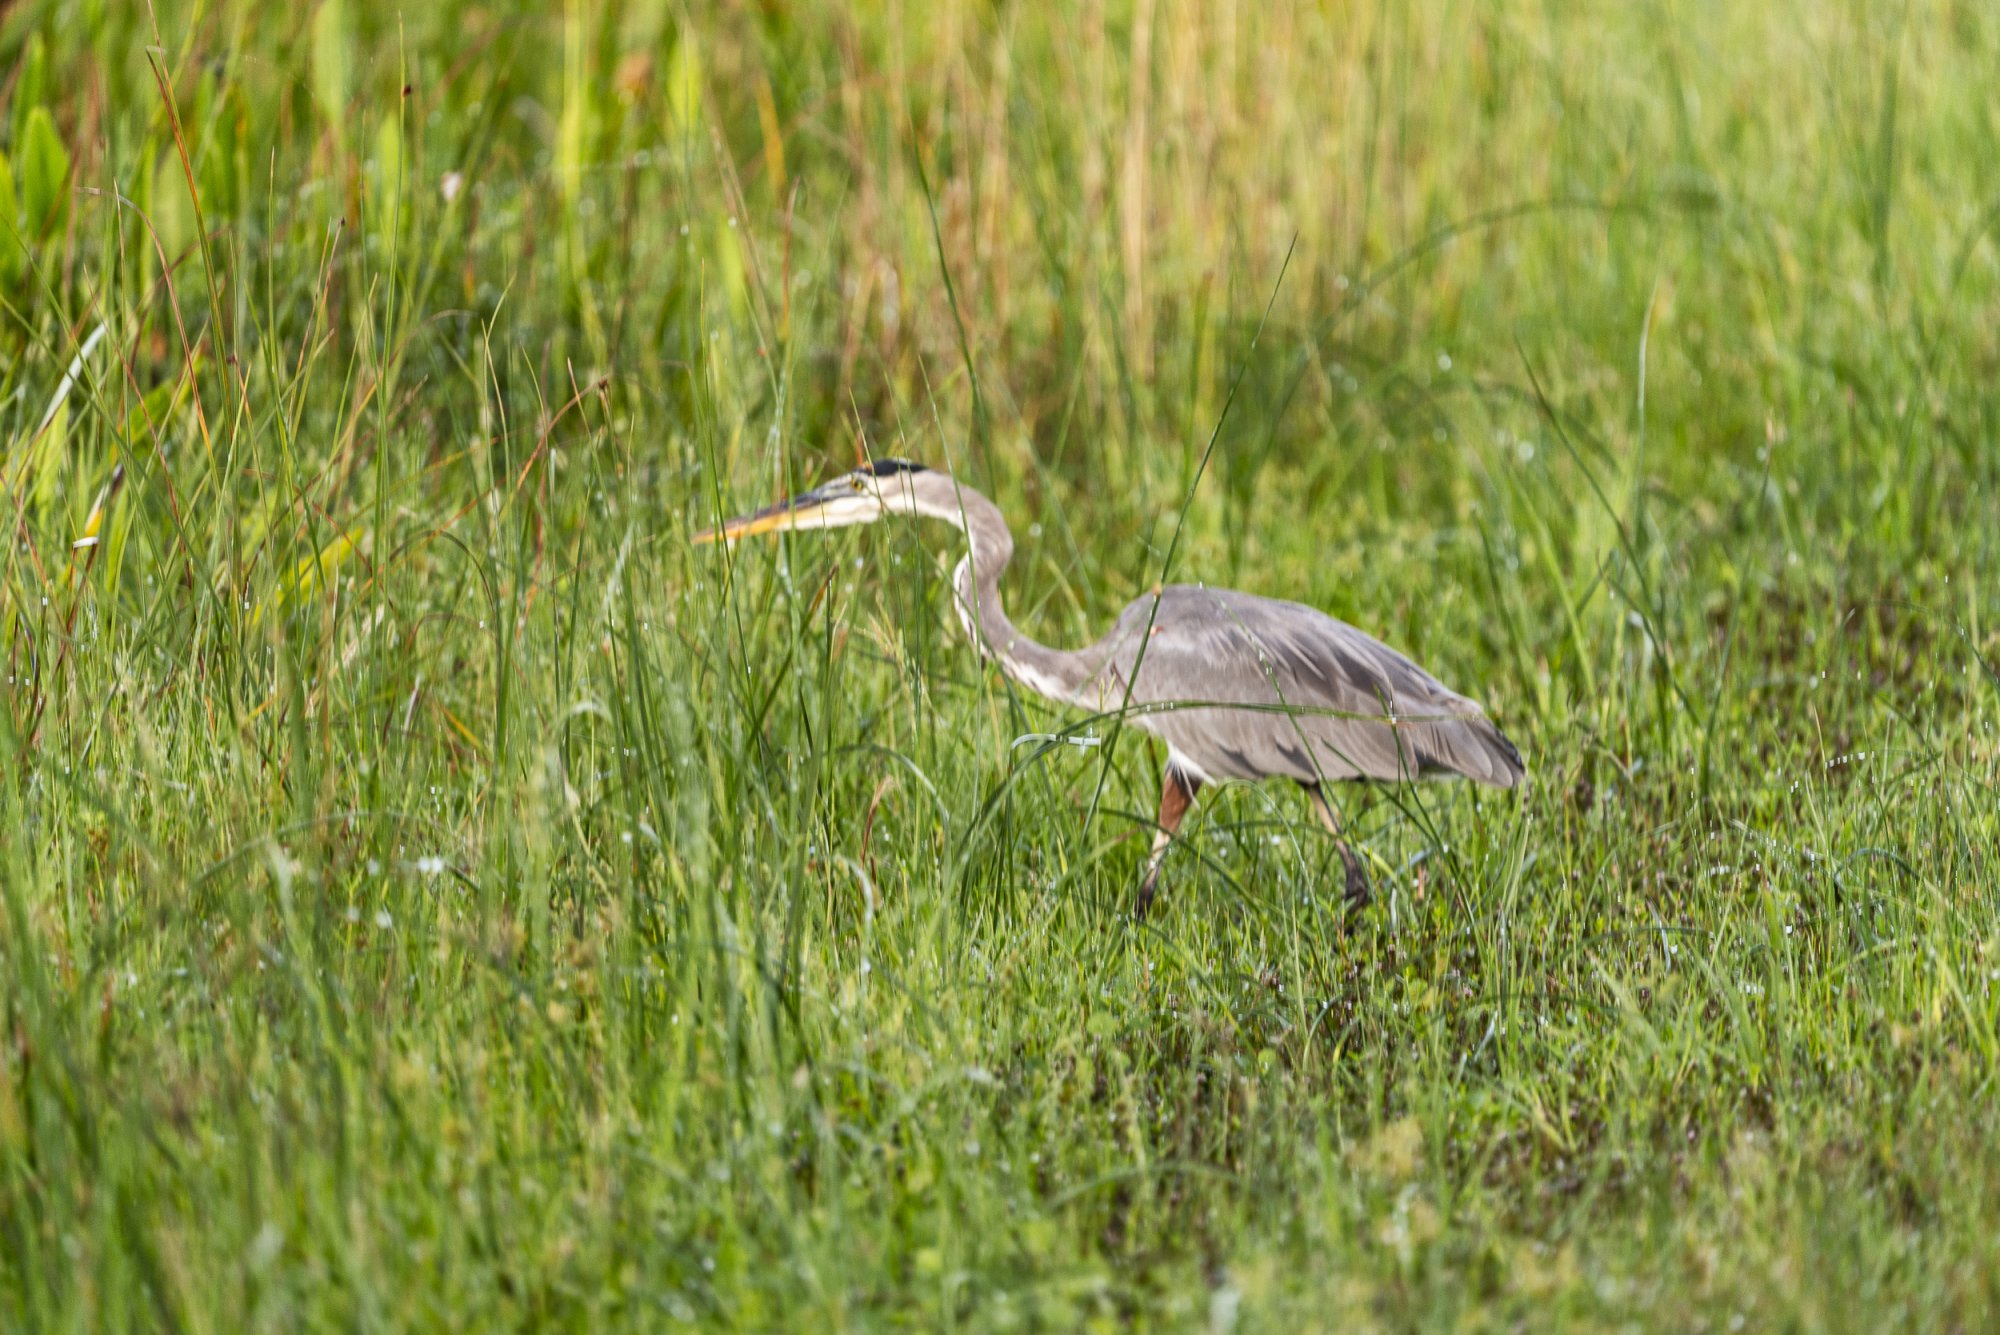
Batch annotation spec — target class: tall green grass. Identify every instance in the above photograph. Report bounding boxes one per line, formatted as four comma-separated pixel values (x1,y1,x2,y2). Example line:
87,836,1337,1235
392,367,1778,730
0,0,1996,1326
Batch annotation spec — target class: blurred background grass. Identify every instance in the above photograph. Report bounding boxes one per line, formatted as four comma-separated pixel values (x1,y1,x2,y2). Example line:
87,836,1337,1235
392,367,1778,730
0,0,1996,1327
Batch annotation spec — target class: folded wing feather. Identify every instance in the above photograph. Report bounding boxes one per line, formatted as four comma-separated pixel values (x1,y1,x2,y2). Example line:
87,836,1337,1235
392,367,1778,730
1093,586,1524,787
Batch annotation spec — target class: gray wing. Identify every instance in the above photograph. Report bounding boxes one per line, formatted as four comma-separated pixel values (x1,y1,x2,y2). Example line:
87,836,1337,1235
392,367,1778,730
1087,585,1525,788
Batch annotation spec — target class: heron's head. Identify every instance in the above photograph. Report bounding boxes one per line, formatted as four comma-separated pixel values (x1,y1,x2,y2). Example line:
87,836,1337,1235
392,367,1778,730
694,459,950,544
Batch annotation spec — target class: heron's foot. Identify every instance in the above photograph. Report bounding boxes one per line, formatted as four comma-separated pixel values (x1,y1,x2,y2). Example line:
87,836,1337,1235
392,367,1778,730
1135,867,1162,922
1339,844,1372,911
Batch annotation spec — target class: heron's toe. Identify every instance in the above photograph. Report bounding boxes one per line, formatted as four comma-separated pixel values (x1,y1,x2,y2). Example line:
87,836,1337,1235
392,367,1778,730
1135,869,1161,921
1340,848,1372,911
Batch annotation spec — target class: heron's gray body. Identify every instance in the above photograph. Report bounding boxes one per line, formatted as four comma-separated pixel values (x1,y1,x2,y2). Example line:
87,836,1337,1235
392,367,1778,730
701,460,1524,916
941,477,1524,794
1056,585,1524,789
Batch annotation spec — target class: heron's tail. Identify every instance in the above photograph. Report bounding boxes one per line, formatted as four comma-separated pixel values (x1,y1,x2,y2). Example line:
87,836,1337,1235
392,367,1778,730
1479,721,1528,787
1408,714,1526,788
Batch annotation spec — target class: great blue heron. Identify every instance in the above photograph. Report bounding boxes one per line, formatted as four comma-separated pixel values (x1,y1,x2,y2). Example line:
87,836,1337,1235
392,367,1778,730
696,459,1525,918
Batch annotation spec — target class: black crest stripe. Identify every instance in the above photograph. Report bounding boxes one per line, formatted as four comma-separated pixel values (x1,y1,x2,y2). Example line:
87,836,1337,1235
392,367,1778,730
862,458,929,477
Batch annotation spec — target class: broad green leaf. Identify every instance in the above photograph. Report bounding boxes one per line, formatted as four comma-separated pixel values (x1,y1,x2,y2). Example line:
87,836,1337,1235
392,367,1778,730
151,148,192,262
715,215,748,317
557,95,584,204
100,476,135,604
31,402,66,520
122,371,191,446
312,0,350,145
666,33,701,131
19,108,71,238
255,527,362,627
369,114,403,242
0,152,21,282
10,34,46,151
196,73,247,220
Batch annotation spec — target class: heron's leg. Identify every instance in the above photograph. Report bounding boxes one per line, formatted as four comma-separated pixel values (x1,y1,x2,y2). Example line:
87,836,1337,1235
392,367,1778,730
1136,767,1200,920
1306,784,1372,910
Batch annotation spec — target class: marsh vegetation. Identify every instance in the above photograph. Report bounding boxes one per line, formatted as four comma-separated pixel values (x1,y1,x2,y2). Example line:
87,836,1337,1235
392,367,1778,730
1,0,1997,1326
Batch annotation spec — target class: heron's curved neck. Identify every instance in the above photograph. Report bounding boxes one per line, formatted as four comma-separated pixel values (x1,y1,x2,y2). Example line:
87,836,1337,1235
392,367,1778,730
939,485,1096,703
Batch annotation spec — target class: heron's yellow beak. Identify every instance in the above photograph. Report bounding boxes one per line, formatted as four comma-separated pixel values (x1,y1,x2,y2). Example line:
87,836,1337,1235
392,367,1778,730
692,490,830,545
695,476,889,545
